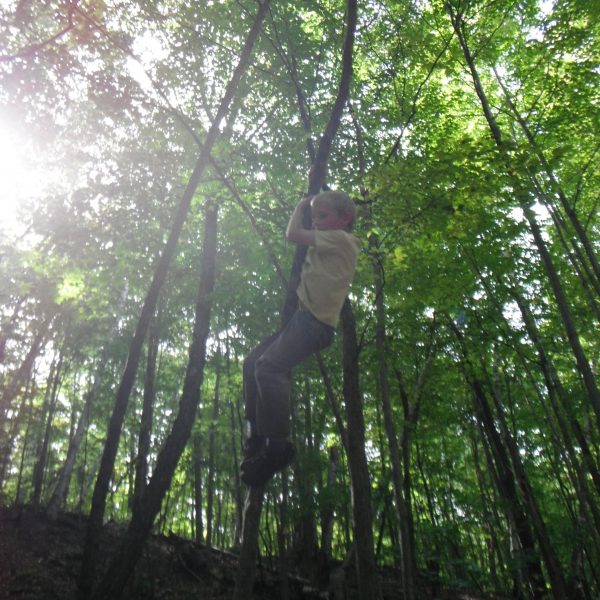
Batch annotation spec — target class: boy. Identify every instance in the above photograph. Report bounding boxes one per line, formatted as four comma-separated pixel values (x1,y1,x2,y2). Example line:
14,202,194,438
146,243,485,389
241,189,360,486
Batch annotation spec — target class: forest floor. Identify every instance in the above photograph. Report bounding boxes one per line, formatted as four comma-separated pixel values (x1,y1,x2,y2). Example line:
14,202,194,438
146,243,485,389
0,505,507,600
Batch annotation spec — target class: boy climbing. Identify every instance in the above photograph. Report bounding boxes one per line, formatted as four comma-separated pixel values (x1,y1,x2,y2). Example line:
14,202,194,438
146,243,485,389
241,189,360,486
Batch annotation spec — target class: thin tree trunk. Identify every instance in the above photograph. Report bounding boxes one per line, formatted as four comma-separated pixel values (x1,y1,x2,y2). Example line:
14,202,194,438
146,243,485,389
447,3,600,433
89,203,219,600
132,308,160,512
449,319,547,598
291,377,318,580
319,444,339,564
280,0,358,323
206,363,221,548
234,1,357,596
415,442,442,595
0,315,53,423
398,361,430,593
510,285,600,497
340,300,382,600
228,399,243,547
371,250,416,600
494,68,600,290
277,474,290,600
469,433,507,593
48,291,129,518
47,354,107,518
233,483,266,600
14,385,35,504
77,4,269,595
0,319,52,490
316,353,348,450
31,354,64,506
473,389,543,600
192,428,204,545
483,366,569,598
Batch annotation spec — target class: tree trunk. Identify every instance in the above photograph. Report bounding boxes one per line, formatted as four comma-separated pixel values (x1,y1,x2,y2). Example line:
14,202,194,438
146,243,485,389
192,428,204,545
1,318,53,490
14,386,35,504
510,285,600,496
340,299,382,600
370,241,416,600
277,474,290,600
280,0,358,324
89,202,219,600
449,319,547,599
228,399,243,546
469,433,507,593
473,384,546,599
0,315,53,423
320,444,339,565
206,363,221,548
77,3,270,595
47,354,107,518
415,441,442,595
494,68,600,292
132,308,160,513
233,483,267,600
447,4,600,433
484,368,569,598
234,0,357,595
31,354,64,507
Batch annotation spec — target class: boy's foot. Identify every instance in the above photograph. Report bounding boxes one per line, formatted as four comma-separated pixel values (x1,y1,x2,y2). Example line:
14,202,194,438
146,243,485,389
240,438,295,486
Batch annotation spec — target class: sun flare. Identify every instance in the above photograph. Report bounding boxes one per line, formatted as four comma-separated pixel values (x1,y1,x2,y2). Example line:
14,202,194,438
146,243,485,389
0,120,29,233
0,116,51,236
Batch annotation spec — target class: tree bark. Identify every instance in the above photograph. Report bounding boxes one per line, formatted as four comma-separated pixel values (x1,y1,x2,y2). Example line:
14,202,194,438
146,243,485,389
14,388,34,504
228,399,243,546
31,353,64,506
340,299,382,600
320,444,339,565
131,308,160,513
89,202,219,600
46,359,102,518
370,243,416,600
233,483,266,600
77,3,270,596
484,368,569,598
192,428,204,545
234,1,357,595
469,433,507,593
0,315,53,423
510,285,600,497
447,3,600,434
449,320,549,599
206,363,221,547
0,319,52,490
494,68,600,292
280,0,358,324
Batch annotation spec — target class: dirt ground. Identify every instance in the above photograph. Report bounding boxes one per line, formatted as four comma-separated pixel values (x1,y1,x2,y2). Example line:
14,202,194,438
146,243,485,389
0,505,504,600
0,505,353,599
0,505,275,600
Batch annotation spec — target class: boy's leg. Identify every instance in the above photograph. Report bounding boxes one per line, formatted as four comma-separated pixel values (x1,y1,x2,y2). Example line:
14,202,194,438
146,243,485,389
255,310,334,438
242,331,281,439
241,310,333,486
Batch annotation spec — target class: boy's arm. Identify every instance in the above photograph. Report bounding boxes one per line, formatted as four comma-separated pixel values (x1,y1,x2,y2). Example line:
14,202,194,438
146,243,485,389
285,196,316,246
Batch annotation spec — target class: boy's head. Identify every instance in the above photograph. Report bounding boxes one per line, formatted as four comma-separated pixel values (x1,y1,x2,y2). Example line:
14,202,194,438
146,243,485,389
310,191,355,232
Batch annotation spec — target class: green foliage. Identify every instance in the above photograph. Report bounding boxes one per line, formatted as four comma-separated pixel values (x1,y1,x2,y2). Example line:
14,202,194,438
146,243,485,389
0,0,598,595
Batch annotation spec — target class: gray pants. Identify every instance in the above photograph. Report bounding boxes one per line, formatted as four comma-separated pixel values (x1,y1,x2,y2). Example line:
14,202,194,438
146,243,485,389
244,309,335,438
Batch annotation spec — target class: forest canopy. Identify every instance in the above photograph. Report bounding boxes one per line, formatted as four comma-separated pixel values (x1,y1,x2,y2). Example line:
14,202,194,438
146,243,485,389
0,0,599,598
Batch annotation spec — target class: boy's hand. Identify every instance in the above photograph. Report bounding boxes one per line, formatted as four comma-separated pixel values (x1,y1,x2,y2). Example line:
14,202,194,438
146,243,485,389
299,194,313,208
286,194,316,246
